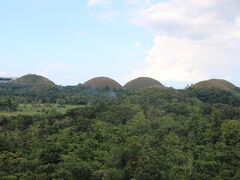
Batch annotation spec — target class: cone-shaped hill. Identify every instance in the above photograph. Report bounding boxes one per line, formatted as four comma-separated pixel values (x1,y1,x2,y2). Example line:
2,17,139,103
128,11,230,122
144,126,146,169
124,77,164,90
192,79,237,92
14,74,55,88
83,77,122,89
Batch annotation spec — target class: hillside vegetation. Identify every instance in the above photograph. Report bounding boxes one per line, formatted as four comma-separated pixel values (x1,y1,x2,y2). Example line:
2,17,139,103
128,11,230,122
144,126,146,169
83,77,122,89
192,79,237,92
124,77,164,90
0,75,240,179
14,74,55,88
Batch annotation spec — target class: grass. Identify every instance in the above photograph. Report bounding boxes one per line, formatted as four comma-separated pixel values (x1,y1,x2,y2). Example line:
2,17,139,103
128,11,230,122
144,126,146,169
193,79,236,92
83,77,122,89
0,104,83,116
14,74,55,87
124,77,164,90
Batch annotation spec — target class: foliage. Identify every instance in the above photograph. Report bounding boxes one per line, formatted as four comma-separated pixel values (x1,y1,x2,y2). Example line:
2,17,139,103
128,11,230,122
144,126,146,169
0,85,239,179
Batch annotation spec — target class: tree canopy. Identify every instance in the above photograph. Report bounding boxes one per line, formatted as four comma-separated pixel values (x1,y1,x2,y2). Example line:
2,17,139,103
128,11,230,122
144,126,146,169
0,84,240,179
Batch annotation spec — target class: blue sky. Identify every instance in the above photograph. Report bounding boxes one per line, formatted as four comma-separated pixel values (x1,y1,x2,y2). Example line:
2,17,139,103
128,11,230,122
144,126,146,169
1,0,240,88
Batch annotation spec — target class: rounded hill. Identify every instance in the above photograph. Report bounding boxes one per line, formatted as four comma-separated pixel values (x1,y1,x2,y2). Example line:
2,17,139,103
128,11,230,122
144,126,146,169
14,74,55,88
124,77,164,90
192,79,236,92
83,77,122,89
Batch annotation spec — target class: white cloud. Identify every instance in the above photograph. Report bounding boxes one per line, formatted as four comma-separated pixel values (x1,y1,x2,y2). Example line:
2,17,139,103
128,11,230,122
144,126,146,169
130,0,240,86
87,0,108,7
132,35,240,83
87,0,119,21
125,0,157,7
131,0,240,38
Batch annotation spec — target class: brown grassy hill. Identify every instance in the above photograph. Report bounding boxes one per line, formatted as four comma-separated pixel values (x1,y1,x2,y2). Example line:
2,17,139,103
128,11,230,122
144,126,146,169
83,77,122,89
14,74,55,88
192,79,236,92
124,77,164,90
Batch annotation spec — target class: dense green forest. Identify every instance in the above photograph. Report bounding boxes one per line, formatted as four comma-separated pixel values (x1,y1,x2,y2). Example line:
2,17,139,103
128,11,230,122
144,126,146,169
0,82,240,180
